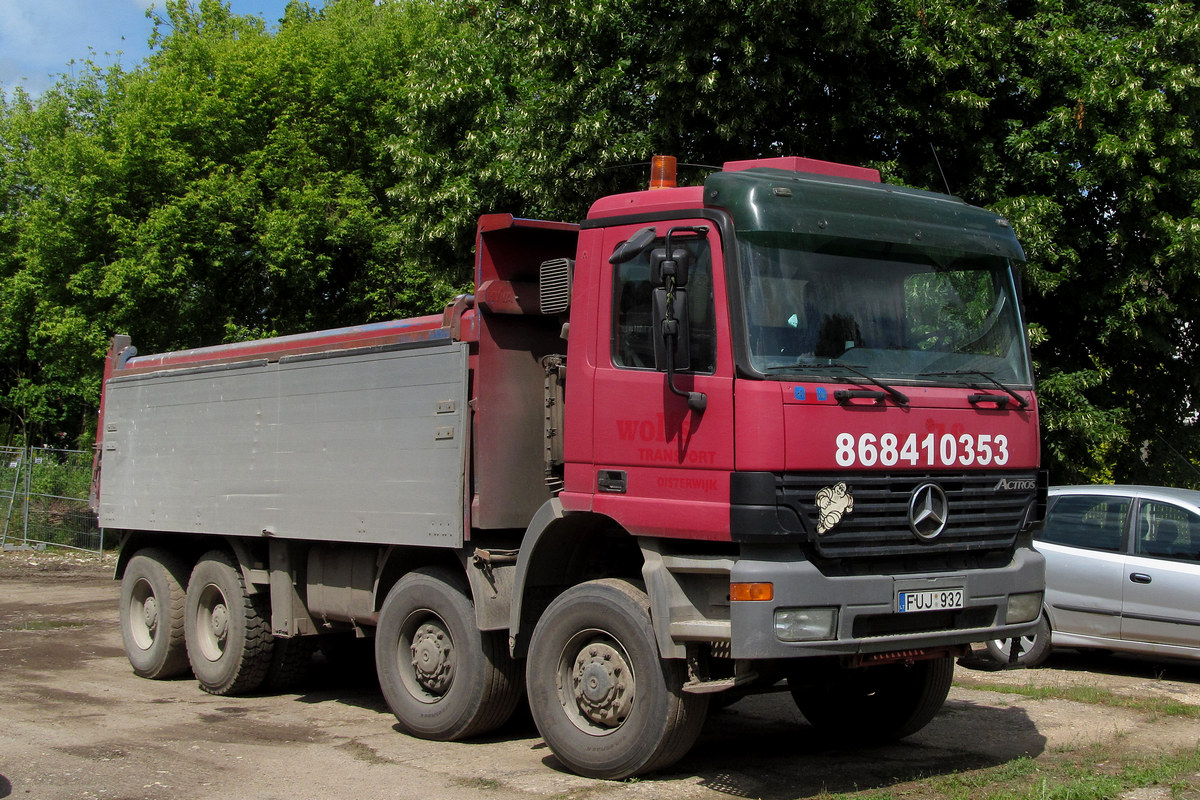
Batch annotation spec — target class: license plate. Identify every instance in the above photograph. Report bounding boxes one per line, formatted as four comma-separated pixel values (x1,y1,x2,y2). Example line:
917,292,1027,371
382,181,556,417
898,588,964,613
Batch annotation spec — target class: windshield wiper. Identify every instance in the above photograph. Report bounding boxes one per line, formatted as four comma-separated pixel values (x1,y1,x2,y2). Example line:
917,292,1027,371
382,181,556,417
919,369,1028,409
769,361,910,406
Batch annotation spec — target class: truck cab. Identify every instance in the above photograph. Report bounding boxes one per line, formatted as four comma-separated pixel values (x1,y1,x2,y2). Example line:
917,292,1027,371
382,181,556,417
497,156,1045,775
513,156,1044,648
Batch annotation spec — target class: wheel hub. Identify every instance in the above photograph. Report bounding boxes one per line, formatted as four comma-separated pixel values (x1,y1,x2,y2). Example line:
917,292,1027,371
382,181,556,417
209,603,229,643
141,596,159,633
571,643,632,727
410,622,454,695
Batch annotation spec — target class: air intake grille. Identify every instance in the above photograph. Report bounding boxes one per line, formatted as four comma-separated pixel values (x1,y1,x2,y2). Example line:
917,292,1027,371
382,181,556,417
781,471,1036,561
539,258,573,314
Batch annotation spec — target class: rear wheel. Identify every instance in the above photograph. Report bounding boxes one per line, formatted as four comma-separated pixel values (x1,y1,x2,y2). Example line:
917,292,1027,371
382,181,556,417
375,566,522,740
526,579,709,779
790,655,954,742
184,550,274,695
119,548,191,679
984,613,1052,668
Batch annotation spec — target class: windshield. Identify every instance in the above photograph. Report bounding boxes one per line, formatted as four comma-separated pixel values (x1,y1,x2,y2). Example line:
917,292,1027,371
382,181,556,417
737,237,1032,385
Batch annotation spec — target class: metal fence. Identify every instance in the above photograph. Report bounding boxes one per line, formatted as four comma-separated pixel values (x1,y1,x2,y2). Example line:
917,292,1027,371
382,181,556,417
0,446,103,554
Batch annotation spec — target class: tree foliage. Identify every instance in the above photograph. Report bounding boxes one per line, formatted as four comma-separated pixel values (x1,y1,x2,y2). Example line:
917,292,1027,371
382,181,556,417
876,1,1200,486
1,0,1198,485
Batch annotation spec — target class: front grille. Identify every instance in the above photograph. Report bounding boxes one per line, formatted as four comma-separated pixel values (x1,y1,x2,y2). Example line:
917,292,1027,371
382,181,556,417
780,471,1036,562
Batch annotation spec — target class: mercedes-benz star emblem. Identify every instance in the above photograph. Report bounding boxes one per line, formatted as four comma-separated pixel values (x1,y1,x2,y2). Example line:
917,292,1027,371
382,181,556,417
908,483,949,540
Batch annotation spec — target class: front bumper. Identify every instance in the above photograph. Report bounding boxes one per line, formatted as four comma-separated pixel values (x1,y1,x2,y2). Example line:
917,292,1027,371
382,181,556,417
728,545,1045,659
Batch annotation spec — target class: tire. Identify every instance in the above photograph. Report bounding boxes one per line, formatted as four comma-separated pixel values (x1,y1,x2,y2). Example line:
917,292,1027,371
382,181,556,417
525,579,709,779
119,548,191,679
375,566,522,741
790,655,954,742
184,550,274,696
984,613,1052,668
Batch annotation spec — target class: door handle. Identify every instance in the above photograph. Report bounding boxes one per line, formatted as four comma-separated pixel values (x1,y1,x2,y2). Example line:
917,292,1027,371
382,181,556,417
835,389,887,404
598,470,627,494
1129,572,1152,584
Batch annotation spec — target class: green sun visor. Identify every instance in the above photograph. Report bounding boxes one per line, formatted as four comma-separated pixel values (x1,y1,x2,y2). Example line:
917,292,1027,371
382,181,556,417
704,167,1025,262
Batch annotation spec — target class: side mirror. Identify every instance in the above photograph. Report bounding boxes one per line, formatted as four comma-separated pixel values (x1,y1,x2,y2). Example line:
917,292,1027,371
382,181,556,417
609,226,657,265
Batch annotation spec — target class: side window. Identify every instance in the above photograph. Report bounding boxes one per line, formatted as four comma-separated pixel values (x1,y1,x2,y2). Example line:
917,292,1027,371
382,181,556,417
1037,495,1128,553
1136,501,1199,561
612,237,716,373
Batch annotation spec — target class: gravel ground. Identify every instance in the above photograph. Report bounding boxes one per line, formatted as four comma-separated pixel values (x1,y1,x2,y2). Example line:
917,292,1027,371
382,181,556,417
2,548,1199,800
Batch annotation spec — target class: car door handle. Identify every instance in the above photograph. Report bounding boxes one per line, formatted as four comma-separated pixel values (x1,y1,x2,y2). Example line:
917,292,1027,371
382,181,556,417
1129,572,1152,584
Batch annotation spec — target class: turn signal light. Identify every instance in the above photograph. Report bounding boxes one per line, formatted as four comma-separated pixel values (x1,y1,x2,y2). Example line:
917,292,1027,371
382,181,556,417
730,582,774,602
649,155,677,190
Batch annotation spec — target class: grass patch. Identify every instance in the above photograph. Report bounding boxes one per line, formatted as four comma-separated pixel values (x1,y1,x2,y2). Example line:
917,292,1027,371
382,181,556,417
335,739,393,766
844,746,1200,800
547,790,608,800
451,777,504,791
959,679,1200,718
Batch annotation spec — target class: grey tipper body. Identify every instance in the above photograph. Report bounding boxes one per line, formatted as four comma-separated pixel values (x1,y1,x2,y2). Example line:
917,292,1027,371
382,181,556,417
100,340,469,548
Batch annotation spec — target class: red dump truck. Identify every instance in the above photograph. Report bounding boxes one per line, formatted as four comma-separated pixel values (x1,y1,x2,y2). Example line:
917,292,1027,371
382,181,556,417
94,155,1046,779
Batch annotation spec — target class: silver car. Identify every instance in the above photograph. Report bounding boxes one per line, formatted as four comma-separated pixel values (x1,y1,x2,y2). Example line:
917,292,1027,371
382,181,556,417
986,484,1200,667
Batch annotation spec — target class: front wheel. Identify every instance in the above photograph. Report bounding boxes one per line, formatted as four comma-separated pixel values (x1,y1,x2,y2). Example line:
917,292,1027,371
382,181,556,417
984,613,1052,668
526,579,709,779
790,655,954,742
375,566,522,741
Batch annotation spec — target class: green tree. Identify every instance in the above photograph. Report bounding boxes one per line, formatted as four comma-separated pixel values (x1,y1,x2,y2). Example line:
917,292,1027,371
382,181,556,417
871,0,1200,485
463,0,1200,485
0,65,124,443
2,0,1199,488
103,0,459,343
0,0,475,442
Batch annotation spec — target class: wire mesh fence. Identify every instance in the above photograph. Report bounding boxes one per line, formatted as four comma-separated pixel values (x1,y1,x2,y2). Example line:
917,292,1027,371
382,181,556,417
0,446,103,554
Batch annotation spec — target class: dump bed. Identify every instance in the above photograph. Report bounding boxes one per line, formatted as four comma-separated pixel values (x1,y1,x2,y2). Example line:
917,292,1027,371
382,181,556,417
98,337,469,548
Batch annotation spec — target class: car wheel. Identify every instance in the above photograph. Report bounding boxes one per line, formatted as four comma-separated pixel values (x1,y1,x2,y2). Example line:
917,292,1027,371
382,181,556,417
984,613,1052,668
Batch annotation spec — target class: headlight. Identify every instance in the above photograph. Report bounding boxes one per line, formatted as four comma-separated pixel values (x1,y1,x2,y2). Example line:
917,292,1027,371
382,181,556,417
774,607,838,642
1006,591,1043,624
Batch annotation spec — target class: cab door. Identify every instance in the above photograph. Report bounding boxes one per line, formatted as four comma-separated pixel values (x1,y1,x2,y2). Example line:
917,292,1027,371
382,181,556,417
589,220,735,541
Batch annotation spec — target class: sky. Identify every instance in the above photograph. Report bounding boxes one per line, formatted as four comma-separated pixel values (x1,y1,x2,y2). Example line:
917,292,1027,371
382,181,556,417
0,0,297,97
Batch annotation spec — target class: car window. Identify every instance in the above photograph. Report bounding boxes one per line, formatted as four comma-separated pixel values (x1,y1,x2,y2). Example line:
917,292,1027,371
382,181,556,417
1038,494,1129,552
1136,501,1200,562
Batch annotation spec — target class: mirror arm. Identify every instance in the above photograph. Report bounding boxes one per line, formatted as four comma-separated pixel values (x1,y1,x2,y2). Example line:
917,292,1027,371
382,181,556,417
662,302,706,413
